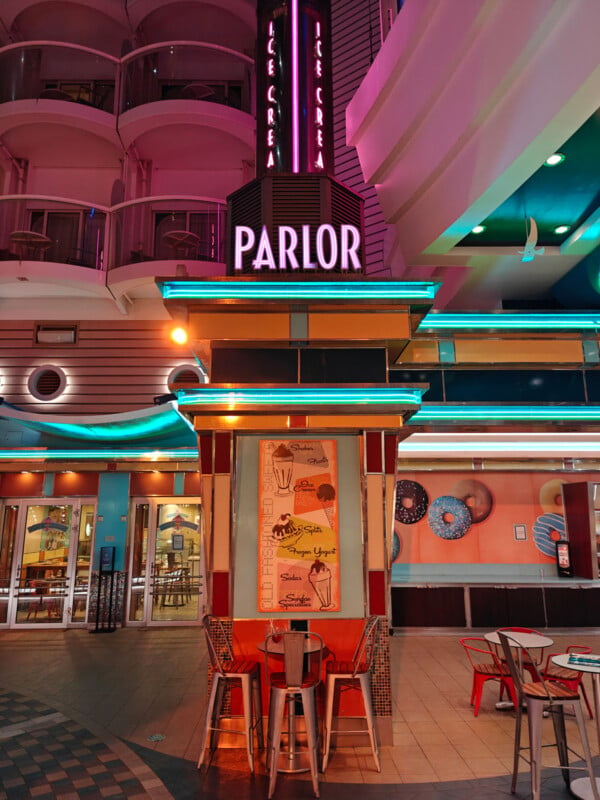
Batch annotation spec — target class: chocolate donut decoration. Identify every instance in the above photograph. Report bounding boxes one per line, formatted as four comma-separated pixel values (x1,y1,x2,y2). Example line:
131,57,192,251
451,479,493,524
395,480,429,524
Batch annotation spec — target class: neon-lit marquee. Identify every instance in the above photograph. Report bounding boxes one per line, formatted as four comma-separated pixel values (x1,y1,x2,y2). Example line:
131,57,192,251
234,224,362,272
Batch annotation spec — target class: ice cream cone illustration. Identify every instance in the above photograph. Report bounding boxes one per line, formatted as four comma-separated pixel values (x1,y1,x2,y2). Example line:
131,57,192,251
316,482,336,528
308,558,332,609
272,444,294,496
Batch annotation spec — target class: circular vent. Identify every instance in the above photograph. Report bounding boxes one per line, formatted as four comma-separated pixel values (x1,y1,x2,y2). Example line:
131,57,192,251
174,369,200,384
28,366,67,401
168,365,204,387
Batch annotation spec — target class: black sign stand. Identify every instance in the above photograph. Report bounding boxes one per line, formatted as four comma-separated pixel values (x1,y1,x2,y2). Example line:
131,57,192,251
91,546,117,634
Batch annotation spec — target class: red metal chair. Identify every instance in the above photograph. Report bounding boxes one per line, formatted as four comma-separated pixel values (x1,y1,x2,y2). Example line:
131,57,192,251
542,645,594,718
460,637,517,716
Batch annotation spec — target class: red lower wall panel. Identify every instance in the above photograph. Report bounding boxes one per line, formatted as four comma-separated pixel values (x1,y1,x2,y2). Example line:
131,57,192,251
368,570,387,615
212,571,230,616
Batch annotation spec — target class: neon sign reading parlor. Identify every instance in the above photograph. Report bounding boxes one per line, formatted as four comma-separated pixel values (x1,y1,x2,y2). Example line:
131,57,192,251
234,224,362,272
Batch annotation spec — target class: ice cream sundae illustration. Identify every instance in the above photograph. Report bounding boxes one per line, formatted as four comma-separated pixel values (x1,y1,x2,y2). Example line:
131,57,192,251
308,558,333,609
272,513,295,540
272,443,294,496
316,482,336,527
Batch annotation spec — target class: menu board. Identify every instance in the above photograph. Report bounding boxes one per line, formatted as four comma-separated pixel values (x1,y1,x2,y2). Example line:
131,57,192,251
258,439,340,613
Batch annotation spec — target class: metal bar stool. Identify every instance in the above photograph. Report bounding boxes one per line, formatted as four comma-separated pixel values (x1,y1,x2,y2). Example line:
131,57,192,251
322,615,381,772
498,631,599,800
265,630,323,799
197,614,264,772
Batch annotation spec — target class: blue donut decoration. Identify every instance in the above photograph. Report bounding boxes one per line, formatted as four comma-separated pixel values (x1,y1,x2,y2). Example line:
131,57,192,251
532,513,565,557
391,531,401,562
428,496,471,540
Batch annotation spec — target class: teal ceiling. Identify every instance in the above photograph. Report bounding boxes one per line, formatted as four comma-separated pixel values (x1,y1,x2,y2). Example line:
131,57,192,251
458,110,600,248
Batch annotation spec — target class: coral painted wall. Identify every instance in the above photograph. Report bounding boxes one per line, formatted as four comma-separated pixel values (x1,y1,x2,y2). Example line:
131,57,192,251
392,472,597,566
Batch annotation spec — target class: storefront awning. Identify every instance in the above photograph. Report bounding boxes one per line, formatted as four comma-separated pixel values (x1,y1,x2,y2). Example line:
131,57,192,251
0,400,196,446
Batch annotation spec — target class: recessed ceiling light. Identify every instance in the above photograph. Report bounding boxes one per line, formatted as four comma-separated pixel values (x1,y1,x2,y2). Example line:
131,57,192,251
554,225,570,235
471,225,486,234
544,153,565,166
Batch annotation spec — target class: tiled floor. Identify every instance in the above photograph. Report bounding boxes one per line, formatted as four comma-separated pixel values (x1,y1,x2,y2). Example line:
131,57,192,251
0,626,599,798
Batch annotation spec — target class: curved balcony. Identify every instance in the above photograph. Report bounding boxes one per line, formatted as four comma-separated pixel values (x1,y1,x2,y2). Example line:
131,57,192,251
0,42,118,112
110,195,226,270
0,195,108,269
120,42,253,114
0,194,226,274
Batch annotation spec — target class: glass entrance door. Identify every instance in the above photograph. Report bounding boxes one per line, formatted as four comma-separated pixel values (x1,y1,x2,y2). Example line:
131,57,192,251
127,498,205,625
5,499,95,627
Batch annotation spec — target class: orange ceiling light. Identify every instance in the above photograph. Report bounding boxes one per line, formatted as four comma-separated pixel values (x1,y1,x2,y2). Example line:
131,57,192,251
170,326,189,345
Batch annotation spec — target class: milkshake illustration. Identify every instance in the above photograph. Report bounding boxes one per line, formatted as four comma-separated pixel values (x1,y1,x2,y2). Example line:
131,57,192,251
308,558,332,609
272,443,294,496
316,482,336,527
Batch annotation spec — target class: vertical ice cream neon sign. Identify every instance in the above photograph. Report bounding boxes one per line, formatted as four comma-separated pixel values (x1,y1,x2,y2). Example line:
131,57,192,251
260,0,331,176
266,20,277,170
314,20,324,170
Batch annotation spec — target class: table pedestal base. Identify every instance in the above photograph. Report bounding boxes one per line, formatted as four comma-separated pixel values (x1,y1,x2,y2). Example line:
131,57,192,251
569,777,600,800
277,749,310,773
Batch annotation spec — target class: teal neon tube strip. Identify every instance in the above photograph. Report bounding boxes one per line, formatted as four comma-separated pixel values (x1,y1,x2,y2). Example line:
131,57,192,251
177,386,425,406
160,280,439,301
399,441,600,454
0,448,199,460
411,405,600,422
418,312,600,331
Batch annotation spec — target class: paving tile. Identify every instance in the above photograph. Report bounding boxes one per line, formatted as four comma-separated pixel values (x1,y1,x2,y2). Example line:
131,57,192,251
2,628,600,799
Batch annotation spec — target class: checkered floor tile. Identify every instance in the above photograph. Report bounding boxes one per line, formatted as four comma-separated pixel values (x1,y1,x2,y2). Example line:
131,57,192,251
0,691,151,799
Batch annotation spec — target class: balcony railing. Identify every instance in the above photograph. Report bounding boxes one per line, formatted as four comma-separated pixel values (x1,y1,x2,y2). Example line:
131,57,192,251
111,196,226,268
0,41,254,115
0,194,226,269
0,42,118,111
0,196,109,268
120,42,253,114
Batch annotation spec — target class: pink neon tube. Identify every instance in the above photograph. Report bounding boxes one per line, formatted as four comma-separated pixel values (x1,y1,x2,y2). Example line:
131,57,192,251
291,0,300,173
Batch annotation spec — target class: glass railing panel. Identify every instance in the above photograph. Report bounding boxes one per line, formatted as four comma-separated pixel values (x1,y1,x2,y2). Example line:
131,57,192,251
0,197,107,268
0,195,227,269
111,197,226,268
0,43,118,111
121,43,252,113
